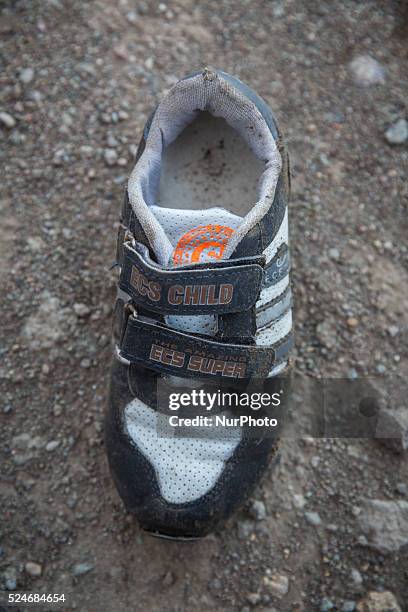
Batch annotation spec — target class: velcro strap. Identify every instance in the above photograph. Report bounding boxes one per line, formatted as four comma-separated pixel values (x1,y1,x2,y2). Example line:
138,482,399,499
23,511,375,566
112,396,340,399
119,242,264,315
120,316,293,379
263,244,290,287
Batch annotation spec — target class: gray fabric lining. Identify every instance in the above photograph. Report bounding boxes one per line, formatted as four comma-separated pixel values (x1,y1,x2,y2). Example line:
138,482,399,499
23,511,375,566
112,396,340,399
128,72,282,265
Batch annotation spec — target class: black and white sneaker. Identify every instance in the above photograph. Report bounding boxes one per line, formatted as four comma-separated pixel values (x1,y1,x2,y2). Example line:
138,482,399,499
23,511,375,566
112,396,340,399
105,68,293,539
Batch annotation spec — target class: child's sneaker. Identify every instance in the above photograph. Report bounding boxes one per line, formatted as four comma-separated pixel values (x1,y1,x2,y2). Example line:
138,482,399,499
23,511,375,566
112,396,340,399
105,68,292,538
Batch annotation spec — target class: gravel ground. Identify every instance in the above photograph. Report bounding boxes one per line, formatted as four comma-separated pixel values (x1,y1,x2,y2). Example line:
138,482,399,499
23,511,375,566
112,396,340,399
1,1,407,611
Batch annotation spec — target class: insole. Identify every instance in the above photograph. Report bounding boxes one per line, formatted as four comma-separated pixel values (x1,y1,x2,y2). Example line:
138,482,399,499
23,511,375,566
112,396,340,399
157,111,264,216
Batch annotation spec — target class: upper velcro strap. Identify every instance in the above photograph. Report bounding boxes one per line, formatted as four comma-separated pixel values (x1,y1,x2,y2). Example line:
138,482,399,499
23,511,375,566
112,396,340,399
263,244,290,287
119,242,265,315
120,315,292,379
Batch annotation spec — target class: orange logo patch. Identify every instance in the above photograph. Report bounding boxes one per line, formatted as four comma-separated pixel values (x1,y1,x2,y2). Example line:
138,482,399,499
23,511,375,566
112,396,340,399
173,225,235,266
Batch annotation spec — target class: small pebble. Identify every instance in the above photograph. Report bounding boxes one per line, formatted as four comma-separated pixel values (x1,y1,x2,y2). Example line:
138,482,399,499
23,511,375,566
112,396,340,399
247,593,262,605
388,325,399,337
19,67,35,84
9,129,25,145
45,440,59,452
162,571,175,586
293,493,306,509
346,317,359,329
4,567,17,590
311,455,320,468
104,148,118,166
113,43,128,60
145,57,154,70
72,562,93,577
351,568,363,585
0,112,16,128
320,598,334,611
53,404,63,417
396,483,408,496
249,500,267,521
25,562,42,577
73,302,91,317
53,149,67,166
126,10,138,24
349,55,385,86
305,511,322,526
329,248,340,261
264,573,289,597
385,118,408,145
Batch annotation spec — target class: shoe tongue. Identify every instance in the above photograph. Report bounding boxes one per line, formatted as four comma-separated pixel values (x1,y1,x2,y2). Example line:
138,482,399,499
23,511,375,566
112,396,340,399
150,205,242,267
171,224,235,267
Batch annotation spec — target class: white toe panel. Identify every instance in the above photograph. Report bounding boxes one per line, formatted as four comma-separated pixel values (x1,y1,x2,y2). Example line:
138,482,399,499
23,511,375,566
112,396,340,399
124,400,241,504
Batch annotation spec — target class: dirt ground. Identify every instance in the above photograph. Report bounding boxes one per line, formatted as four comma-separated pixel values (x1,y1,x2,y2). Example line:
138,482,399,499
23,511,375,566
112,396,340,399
1,1,407,611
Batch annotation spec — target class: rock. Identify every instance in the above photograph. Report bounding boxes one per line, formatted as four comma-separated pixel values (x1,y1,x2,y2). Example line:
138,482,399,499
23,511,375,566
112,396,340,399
9,129,25,145
396,483,408,496
20,67,35,84
53,404,63,417
209,578,221,591
293,493,306,509
316,320,337,349
3,567,17,590
237,520,254,539
12,433,44,451
357,499,408,553
104,148,118,166
162,571,175,586
346,317,359,329
264,573,289,597
145,57,154,70
387,325,399,338
376,407,408,453
29,90,42,102
343,602,356,612
72,562,93,577
356,591,401,612
22,294,71,349
247,592,262,605
385,119,408,145
320,598,335,611
113,43,128,60
53,149,67,166
349,55,385,86
126,10,138,24
25,562,42,577
0,112,16,128
305,511,322,526
45,440,59,452
328,248,340,261
106,134,119,148
311,455,320,468
73,302,91,317
61,112,73,127
249,500,267,521
351,568,363,585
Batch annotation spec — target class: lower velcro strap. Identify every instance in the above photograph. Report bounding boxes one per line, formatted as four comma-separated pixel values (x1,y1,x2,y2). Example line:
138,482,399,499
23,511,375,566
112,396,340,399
120,316,292,379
